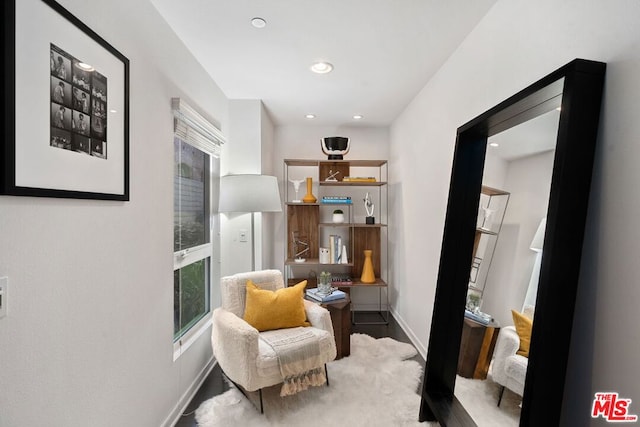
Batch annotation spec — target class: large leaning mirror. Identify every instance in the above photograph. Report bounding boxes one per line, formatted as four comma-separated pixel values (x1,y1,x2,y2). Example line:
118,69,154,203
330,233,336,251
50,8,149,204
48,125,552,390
419,59,606,427
454,102,561,427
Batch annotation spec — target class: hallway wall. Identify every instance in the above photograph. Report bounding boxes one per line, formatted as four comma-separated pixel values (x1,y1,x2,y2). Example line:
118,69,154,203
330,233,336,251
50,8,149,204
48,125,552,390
390,1,640,424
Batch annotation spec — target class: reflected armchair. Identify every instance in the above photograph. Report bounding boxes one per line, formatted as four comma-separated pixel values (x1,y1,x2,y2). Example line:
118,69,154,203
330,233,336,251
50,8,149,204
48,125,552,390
490,326,527,405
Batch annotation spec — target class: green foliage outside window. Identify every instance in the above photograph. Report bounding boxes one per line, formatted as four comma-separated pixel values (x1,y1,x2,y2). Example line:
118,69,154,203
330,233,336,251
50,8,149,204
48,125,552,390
174,259,209,339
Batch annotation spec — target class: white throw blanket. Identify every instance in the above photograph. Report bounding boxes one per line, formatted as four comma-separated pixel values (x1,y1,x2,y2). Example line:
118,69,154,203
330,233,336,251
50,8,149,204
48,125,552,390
260,327,326,396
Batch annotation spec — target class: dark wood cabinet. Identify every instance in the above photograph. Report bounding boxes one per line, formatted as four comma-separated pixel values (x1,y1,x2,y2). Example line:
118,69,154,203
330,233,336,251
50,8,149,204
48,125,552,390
322,296,351,359
457,317,500,380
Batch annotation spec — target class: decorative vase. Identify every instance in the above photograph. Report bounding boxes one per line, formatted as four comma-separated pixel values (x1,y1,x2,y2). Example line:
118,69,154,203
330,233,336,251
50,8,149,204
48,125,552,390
302,177,317,203
319,247,330,264
360,249,376,283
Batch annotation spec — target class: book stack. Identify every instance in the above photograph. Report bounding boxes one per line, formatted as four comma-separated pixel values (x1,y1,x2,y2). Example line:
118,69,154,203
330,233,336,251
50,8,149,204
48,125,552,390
331,274,353,286
322,196,352,204
464,309,492,325
305,288,347,303
328,235,348,264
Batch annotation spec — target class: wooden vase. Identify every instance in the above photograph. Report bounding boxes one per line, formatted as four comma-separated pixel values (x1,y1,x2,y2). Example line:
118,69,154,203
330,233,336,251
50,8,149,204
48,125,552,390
360,249,376,283
302,177,317,203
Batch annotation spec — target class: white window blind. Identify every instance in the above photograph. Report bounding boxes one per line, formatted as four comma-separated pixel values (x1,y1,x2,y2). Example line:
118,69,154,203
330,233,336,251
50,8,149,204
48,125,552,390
171,98,225,157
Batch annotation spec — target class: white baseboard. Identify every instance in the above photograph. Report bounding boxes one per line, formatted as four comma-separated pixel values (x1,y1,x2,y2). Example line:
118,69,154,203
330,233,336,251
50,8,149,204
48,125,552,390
163,357,216,427
389,307,427,361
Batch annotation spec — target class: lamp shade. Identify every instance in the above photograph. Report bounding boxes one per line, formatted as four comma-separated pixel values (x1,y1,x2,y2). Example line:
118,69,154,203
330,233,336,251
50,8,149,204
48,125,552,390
530,217,546,252
219,174,282,213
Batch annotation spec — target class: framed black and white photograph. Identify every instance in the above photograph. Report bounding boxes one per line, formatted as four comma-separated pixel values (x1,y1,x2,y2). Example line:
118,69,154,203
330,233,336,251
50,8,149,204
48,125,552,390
1,0,129,200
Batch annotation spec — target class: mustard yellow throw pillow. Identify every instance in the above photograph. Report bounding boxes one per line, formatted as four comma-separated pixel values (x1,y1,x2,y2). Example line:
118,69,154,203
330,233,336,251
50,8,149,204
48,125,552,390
511,309,533,357
243,280,309,332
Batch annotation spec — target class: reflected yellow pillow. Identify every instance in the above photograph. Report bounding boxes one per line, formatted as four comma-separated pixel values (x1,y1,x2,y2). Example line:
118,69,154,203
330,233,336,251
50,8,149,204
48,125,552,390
243,280,309,332
511,309,533,357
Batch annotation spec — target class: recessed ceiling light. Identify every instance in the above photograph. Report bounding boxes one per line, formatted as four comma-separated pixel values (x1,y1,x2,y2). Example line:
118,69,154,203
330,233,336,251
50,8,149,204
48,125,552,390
251,17,266,28
489,142,499,147
305,114,316,119
310,61,333,74
353,115,363,120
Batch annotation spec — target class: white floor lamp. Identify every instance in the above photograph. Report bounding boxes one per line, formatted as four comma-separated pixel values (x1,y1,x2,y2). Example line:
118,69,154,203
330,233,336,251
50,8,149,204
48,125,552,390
219,174,282,271
523,217,546,312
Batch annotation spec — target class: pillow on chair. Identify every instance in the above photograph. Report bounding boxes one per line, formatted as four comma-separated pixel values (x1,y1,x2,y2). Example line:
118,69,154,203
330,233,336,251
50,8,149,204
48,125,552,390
511,309,533,357
244,280,310,332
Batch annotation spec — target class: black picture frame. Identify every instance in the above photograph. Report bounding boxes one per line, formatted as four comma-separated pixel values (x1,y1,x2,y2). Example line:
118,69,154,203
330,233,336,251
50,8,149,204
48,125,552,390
1,0,130,200
419,59,606,426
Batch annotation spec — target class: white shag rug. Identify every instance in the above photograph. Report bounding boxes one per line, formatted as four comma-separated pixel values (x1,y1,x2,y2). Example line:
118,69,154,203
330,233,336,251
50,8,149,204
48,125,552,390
195,333,435,427
454,375,521,427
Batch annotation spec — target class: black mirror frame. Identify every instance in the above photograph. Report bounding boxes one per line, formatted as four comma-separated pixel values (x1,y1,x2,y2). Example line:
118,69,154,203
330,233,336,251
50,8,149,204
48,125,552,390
419,59,606,427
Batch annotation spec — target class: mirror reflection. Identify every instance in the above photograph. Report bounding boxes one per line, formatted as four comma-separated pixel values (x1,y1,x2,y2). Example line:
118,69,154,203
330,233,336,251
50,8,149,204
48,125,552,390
454,90,562,426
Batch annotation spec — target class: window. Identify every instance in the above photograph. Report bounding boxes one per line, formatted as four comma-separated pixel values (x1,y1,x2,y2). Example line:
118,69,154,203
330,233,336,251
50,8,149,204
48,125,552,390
172,98,224,354
174,138,211,340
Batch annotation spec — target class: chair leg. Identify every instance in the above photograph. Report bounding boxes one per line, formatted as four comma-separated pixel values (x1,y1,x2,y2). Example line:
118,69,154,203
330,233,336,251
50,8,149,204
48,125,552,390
497,385,505,407
221,371,264,414
325,364,329,387
222,365,330,414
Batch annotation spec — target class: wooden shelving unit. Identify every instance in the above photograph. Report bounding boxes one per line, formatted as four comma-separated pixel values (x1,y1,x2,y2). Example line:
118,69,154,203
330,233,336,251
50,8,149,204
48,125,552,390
467,185,510,303
284,159,389,324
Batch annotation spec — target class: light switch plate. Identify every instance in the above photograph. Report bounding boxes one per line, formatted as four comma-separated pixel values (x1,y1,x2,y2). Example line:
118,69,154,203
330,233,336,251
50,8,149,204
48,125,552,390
0,276,7,318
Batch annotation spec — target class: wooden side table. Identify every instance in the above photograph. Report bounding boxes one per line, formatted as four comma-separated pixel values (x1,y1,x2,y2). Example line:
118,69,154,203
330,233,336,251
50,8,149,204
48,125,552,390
457,317,500,379
321,295,351,359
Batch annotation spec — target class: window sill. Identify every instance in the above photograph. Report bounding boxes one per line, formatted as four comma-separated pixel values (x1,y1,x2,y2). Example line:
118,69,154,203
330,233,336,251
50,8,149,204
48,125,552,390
173,316,212,362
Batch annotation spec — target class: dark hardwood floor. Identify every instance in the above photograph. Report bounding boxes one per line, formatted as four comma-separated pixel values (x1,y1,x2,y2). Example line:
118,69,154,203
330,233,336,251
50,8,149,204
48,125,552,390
174,312,424,427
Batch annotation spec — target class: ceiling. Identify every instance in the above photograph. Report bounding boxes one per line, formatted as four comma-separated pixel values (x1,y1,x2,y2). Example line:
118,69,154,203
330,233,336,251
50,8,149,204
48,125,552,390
489,109,560,161
150,0,498,127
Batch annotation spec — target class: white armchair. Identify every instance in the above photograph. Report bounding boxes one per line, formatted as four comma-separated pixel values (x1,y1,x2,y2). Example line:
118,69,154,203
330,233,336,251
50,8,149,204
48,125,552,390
490,326,528,405
211,270,336,411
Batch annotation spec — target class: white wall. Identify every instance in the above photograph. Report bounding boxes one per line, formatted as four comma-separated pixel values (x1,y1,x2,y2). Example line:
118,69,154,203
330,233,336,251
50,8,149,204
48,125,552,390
390,0,640,424
220,100,261,276
219,100,278,276
481,150,555,326
0,0,228,426
260,106,279,269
